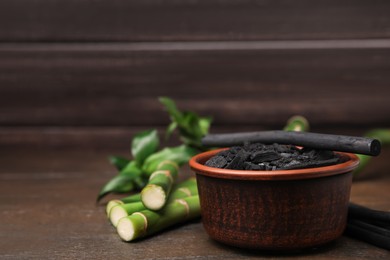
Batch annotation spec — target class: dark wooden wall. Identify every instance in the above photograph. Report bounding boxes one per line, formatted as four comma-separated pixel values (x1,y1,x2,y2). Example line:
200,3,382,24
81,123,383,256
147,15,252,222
1,0,390,148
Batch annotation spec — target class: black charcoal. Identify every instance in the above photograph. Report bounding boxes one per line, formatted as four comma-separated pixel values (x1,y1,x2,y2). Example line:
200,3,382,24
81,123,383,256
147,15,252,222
205,155,228,168
251,151,281,163
204,142,341,171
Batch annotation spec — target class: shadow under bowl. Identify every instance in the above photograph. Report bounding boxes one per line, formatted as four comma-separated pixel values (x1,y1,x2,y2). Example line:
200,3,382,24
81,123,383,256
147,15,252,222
189,148,359,250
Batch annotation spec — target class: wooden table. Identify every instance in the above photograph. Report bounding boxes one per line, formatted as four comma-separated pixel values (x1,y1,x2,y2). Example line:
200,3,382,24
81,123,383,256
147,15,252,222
1,147,389,259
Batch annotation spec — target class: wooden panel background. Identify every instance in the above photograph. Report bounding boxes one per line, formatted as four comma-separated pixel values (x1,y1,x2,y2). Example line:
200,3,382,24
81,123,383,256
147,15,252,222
0,0,390,42
0,1,390,147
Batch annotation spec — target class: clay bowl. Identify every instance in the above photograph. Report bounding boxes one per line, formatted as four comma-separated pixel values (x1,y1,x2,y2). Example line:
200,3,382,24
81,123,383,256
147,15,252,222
189,148,359,250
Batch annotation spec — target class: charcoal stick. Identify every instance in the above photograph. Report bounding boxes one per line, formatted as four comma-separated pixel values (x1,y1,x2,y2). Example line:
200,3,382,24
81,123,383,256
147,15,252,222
345,222,390,250
202,131,381,156
349,203,390,224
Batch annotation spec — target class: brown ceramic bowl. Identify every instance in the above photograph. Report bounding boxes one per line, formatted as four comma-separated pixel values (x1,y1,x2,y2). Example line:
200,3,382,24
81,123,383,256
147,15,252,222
189,148,359,250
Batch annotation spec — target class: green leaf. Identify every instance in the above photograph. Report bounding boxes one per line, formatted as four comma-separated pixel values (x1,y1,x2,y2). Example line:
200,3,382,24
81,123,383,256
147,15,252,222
97,175,135,202
199,117,212,136
131,129,159,165
119,160,143,176
97,161,143,201
108,156,130,171
165,121,178,140
365,129,390,143
353,129,390,176
159,97,212,149
159,97,183,122
142,145,199,175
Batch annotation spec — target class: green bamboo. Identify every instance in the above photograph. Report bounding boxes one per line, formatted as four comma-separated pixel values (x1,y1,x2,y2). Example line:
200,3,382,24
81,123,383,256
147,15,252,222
109,202,146,227
354,129,390,175
105,193,142,217
117,196,200,242
283,115,310,132
141,160,179,210
109,178,198,227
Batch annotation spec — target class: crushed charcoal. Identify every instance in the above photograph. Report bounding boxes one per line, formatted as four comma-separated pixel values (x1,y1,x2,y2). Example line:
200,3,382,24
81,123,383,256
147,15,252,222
205,155,228,168
244,162,265,170
251,151,281,163
204,142,341,171
225,151,249,170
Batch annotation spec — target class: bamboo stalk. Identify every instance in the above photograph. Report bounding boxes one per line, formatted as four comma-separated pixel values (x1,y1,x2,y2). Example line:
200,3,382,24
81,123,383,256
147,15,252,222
109,202,146,228
354,129,390,174
141,160,179,210
105,193,141,217
283,115,310,132
109,178,198,227
117,196,200,242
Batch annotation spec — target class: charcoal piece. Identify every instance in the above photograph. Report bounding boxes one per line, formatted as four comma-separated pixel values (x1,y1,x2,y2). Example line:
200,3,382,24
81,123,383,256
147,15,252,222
230,146,243,154
205,142,341,171
205,156,228,168
243,162,252,170
217,150,235,162
270,157,292,169
244,162,265,170
301,148,317,159
226,151,249,170
316,150,336,160
244,143,265,153
251,151,281,163
279,160,303,170
264,163,274,171
273,144,298,153
280,153,292,158
281,157,340,170
216,150,229,157
305,157,341,168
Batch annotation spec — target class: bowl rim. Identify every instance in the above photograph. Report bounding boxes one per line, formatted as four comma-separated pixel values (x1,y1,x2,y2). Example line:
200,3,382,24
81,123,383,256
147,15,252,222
189,148,360,180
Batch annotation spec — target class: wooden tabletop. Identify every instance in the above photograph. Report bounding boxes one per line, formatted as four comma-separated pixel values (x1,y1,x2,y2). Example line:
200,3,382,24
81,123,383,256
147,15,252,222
0,147,389,259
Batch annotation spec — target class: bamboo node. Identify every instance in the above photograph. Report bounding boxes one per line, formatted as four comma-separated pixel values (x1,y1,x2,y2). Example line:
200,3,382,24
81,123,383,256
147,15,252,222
157,160,179,171
132,212,148,235
176,199,190,218
178,187,192,197
149,170,173,183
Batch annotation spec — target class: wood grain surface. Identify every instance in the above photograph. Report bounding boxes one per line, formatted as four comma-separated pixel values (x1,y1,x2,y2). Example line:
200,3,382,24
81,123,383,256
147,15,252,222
1,42,390,128
0,147,389,259
0,0,390,42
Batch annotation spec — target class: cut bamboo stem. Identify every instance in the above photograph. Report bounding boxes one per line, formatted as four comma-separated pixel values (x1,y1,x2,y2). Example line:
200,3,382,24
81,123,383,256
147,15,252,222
105,193,141,217
110,178,198,227
283,115,310,132
117,196,200,242
141,160,179,210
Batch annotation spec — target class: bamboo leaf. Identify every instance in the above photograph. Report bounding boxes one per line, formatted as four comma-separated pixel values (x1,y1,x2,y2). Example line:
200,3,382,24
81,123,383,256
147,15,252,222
142,145,199,175
119,161,143,177
159,97,212,148
108,156,130,171
354,129,390,175
98,161,144,202
159,97,183,122
365,129,390,143
131,129,159,165
97,175,135,202
165,121,178,140
199,117,212,136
